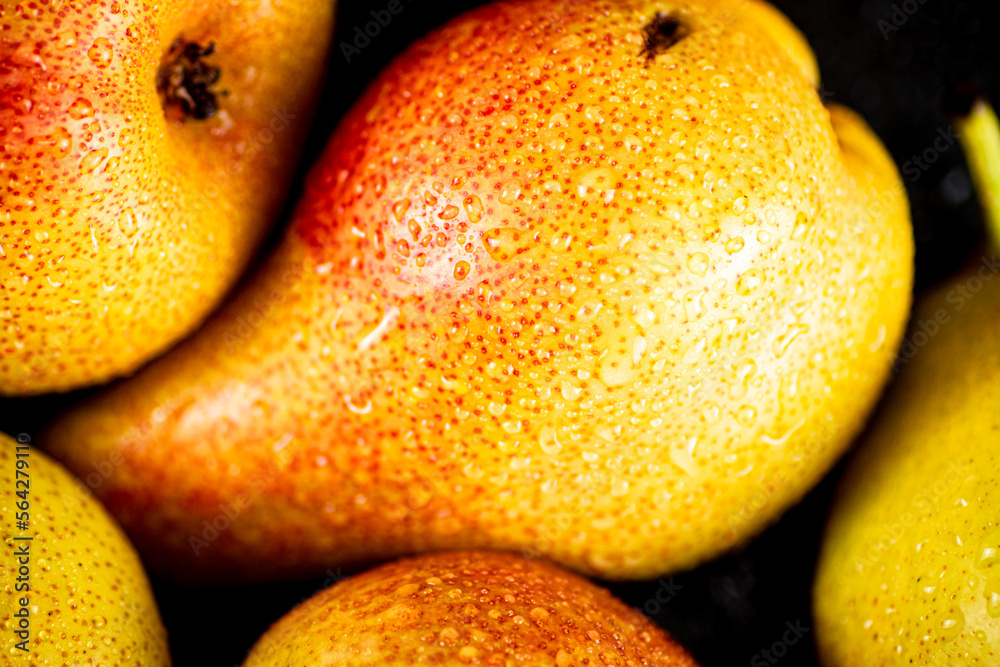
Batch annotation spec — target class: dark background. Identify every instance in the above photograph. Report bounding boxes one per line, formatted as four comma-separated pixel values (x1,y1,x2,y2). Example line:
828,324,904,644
2,0,998,664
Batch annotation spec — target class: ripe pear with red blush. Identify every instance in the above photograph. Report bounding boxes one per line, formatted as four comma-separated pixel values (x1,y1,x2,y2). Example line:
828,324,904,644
43,0,913,582
243,551,699,667
0,0,335,394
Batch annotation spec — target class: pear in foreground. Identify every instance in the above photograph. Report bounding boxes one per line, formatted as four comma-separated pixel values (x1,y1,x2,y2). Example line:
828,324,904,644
244,551,699,667
0,433,169,665
44,0,912,582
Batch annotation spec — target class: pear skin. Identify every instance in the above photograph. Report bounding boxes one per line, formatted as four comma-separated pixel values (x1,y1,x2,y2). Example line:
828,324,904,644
0,0,335,395
814,264,1000,665
243,551,699,666
43,0,913,583
0,433,169,665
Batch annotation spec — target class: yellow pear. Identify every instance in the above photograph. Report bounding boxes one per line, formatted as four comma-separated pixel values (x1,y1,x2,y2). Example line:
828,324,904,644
0,433,169,665
0,0,335,395
43,0,913,582
813,101,1000,665
243,551,699,666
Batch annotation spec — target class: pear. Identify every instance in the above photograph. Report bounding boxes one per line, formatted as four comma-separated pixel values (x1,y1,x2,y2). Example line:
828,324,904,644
0,0,335,395
243,551,698,666
42,0,913,582
813,101,1000,665
0,433,169,664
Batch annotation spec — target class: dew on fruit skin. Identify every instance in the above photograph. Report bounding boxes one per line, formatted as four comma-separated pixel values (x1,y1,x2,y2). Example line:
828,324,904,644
55,30,78,49
439,204,460,220
977,529,1000,568
453,261,471,281
88,38,113,69
357,306,399,351
482,228,526,262
773,323,810,358
736,268,763,295
937,608,965,643
67,97,94,120
79,148,109,174
560,379,582,401
498,182,521,206
986,577,1000,619
118,128,132,147
38,127,72,158
687,252,709,277
725,236,745,254
539,426,561,455
632,336,647,367
736,405,757,427
462,195,484,224
117,207,138,238
392,198,411,222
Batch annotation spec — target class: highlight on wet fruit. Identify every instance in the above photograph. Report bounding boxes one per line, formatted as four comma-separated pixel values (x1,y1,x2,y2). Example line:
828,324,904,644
243,550,700,666
41,0,913,584
0,0,335,395
813,100,1000,666
0,433,169,665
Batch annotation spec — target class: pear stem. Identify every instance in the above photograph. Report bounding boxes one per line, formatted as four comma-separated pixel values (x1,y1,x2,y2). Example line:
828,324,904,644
956,100,1000,253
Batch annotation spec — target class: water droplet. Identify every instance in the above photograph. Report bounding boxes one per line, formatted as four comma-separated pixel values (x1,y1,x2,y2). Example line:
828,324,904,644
683,290,705,320
736,405,758,427
756,230,771,244
125,23,141,43
39,127,72,158
463,195,484,224
725,236,745,254
986,577,1000,619
498,182,521,206
392,198,411,222
977,529,1000,568
453,261,471,281
937,609,965,643
357,307,400,351
482,227,526,262
560,379,582,401
632,336,647,367
344,396,372,414
624,134,643,152
67,97,94,120
687,252,709,277
88,38,113,69
557,281,577,297
773,323,810,358
439,204,460,220
118,207,138,237
502,420,522,434
736,268,763,296
79,147,109,174
55,30,78,49
539,426,561,455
